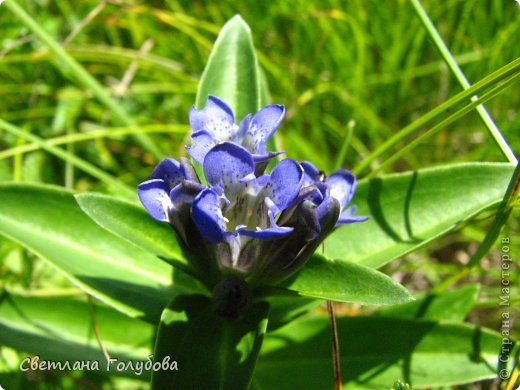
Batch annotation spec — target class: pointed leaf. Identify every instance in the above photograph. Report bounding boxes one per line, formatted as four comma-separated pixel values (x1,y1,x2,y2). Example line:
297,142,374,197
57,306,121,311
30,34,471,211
75,193,187,266
277,254,412,305
196,15,260,120
0,183,176,322
325,163,515,268
255,315,510,389
152,295,269,389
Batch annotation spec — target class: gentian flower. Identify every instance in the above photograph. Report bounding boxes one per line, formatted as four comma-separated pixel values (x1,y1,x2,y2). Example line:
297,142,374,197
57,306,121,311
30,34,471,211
138,96,366,300
187,95,284,171
242,161,368,284
137,157,222,282
191,141,303,276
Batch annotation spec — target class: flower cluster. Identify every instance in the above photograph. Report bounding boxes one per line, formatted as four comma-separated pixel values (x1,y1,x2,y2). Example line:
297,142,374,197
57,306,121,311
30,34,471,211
138,95,366,288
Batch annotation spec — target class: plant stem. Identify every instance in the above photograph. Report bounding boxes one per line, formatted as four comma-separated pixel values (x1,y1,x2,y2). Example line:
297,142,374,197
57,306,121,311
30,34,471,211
327,300,342,390
87,295,111,363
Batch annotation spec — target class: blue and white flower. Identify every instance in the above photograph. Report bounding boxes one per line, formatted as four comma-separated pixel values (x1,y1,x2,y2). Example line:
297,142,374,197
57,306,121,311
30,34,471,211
187,95,284,166
192,141,303,274
243,161,368,284
138,96,366,288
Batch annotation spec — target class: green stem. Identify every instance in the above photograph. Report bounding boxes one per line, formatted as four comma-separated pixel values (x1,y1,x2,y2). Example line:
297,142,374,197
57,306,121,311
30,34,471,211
327,300,343,390
3,0,162,160
410,0,517,164
334,120,355,170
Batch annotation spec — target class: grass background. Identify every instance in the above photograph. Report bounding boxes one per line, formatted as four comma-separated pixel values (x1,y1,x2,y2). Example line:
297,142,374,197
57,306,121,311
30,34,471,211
0,0,519,388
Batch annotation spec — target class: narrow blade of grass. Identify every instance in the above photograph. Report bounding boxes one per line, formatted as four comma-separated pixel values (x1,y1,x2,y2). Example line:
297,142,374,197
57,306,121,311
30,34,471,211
410,0,517,163
0,124,189,160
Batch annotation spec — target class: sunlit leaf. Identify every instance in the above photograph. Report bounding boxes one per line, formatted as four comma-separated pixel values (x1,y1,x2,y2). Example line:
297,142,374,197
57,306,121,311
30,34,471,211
75,193,186,266
277,254,413,305
0,183,177,322
195,15,260,120
325,163,515,268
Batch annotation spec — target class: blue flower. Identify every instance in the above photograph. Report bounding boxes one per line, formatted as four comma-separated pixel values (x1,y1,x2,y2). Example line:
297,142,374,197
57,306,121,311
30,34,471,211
137,157,223,282
137,157,201,223
299,161,368,227
138,96,366,288
242,161,368,284
187,95,284,167
191,142,303,275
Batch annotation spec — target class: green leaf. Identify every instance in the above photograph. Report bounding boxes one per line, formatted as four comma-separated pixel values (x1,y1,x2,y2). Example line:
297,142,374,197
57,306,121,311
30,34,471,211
265,296,320,332
152,295,269,389
0,183,176,322
195,15,260,119
75,193,187,267
377,284,480,321
258,66,270,107
0,294,154,378
277,254,412,305
325,162,515,268
255,315,508,389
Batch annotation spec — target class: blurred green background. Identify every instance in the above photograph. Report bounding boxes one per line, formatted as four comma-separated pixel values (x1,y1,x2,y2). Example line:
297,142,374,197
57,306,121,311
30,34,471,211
0,0,518,388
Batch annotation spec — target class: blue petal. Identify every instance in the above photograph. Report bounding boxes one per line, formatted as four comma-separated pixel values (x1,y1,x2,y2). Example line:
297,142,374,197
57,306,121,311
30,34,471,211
192,188,227,243
316,195,341,228
242,104,285,153
337,215,369,225
203,142,255,191
236,113,252,139
239,226,294,240
169,180,205,209
326,169,357,209
137,179,172,222
266,158,303,210
251,151,284,163
256,174,270,187
150,158,184,188
300,161,320,187
337,205,368,225
186,130,219,165
299,199,322,240
189,95,236,140
252,151,285,177
297,185,324,205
